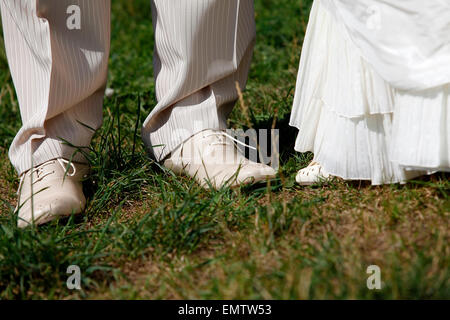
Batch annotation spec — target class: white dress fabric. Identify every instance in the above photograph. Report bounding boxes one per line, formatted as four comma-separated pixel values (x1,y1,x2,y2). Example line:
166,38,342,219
290,0,450,185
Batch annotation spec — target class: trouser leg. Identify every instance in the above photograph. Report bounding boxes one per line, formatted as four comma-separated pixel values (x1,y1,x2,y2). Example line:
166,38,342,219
143,0,255,161
1,0,110,174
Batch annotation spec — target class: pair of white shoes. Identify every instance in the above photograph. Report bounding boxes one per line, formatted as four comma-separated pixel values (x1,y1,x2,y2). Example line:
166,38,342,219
16,129,332,228
15,130,277,228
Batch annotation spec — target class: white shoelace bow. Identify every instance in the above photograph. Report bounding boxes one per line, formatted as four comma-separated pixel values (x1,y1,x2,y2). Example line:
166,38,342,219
17,159,77,196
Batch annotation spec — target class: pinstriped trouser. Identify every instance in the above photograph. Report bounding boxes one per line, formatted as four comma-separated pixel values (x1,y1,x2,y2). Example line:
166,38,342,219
0,0,255,175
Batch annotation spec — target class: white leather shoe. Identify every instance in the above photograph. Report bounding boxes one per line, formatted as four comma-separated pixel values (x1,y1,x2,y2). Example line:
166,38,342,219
296,161,331,186
164,129,277,189
16,159,89,228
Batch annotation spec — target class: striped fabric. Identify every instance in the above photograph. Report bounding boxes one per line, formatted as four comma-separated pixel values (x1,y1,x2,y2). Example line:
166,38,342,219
1,0,110,174
0,0,255,174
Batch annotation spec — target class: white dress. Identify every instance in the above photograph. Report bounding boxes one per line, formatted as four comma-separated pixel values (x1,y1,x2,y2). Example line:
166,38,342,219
290,0,450,185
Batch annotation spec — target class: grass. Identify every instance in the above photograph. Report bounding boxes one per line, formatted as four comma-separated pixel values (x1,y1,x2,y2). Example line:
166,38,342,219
0,0,449,300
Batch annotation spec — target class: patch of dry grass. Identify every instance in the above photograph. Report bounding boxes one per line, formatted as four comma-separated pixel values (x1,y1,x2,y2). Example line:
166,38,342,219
84,176,448,299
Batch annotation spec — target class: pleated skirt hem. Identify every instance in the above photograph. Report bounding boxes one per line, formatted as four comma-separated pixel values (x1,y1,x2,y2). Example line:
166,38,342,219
290,0,450,185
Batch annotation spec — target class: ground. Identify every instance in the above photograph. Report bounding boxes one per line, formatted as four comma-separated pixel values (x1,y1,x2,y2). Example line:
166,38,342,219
0,0,448,299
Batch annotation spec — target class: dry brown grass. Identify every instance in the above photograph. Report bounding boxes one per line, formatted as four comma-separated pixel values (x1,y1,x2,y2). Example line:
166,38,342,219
85,176,448,299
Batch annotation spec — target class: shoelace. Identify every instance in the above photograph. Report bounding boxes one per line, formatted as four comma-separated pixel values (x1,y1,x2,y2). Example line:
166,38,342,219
57,158,77,177
17,159,77,196
175,130,258,167
205,131,257,150
15,159,78,215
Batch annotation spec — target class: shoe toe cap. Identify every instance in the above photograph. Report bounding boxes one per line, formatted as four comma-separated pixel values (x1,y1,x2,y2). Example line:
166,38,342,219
17,193,85,228
237,163,277,184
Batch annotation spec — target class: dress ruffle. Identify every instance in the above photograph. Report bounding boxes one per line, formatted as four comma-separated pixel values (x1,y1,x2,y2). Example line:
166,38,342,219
289,0,450,185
